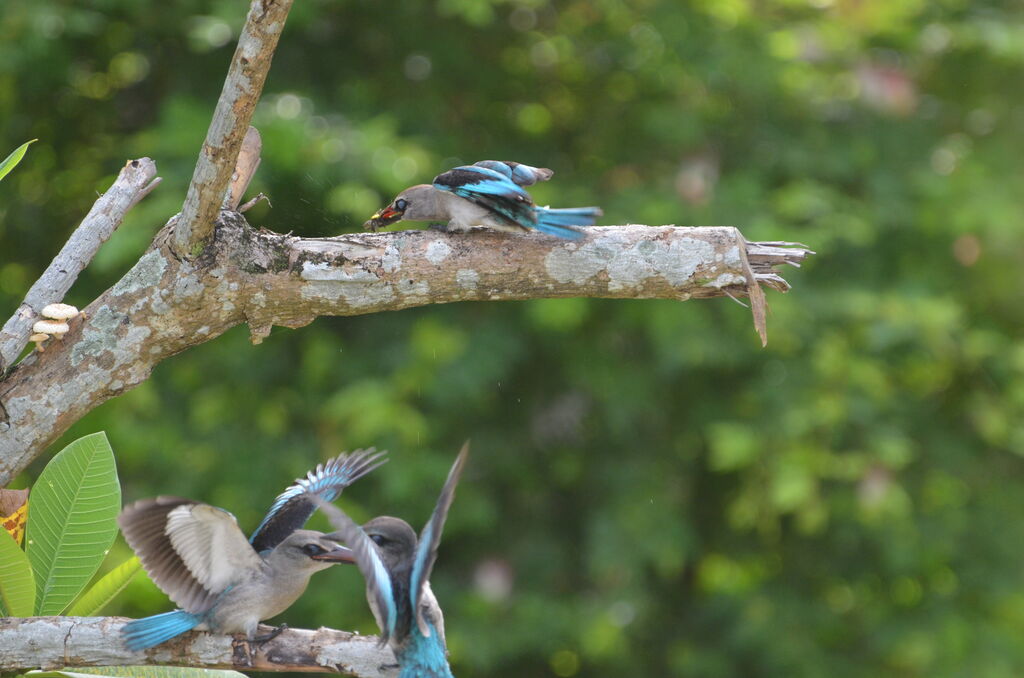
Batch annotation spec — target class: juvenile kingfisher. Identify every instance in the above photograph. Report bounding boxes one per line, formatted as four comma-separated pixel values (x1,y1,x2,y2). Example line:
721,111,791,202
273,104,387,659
118,448,387,650
316,445,469,678
365,160,601,240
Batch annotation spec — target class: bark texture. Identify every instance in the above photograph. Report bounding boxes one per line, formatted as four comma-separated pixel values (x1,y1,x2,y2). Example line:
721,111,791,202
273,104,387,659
0,158,159,373
0,617,394,675
0,212,811,485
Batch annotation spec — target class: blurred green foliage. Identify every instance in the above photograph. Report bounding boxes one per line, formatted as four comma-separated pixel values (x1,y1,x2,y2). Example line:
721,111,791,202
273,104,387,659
3,0,1024,676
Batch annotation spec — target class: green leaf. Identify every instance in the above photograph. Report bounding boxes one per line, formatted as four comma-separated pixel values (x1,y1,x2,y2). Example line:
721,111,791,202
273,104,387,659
26,432,122,615
67,555,141,616
0,139,37,183
0,526,35,616
27,669,250,678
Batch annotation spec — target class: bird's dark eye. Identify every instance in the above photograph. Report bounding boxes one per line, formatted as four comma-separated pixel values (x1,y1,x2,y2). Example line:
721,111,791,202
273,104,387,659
369,534,387,546
394,198,408,211
302,543,327,557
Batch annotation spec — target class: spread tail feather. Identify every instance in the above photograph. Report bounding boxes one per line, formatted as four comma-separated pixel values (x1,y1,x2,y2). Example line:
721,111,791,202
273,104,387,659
534,206,602,239
122,610,202,651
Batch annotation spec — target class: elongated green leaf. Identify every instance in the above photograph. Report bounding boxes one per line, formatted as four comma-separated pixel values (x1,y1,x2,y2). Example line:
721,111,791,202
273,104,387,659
67,555,141,616
27,669,249,678
0,139,36,183
0,527,35,616
26,432,121,615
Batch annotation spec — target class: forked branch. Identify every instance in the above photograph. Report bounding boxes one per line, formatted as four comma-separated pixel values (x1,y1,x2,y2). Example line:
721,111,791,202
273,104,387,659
171,0,294,256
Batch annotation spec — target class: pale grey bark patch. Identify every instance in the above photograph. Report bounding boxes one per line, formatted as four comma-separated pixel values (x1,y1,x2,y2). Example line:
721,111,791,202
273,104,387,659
456,269,479,290
111,251,168,297
425,240,452,264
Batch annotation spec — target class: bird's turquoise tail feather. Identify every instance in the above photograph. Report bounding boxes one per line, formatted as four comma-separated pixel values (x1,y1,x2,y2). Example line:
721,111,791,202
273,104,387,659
122,610,202,651
398,621,454,678
535,206,602,239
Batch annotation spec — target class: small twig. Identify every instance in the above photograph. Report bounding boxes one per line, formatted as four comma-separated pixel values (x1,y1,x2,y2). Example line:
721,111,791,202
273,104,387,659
733,228,769,347
226,127,263,211
0,617,395,676
128,176,163,210
171,0,295,256
239,192,271,213
0,158,159,374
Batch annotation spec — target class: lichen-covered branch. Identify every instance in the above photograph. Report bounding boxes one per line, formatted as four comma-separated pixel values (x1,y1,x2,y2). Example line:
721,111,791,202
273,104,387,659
0,159,159,374
171,0,293,256
0,213,811,485
0,617,394,676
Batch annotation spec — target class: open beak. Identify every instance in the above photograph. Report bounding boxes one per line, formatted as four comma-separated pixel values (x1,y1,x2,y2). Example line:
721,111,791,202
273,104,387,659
310,544,357,563
363,205,405,231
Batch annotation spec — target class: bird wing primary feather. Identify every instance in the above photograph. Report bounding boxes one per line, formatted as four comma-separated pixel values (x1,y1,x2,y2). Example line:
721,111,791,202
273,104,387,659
433,166,537,228
409,443,469,638
249,448,388,553
165,503,263,597
118,496,259,613
316,498,399,647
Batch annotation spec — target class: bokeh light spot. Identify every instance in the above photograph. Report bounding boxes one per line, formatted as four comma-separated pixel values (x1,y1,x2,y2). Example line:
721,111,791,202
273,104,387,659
188,16,233,51
404,54,432,81
952,234,981,266
509,6,537,32
392,155,419,182
321,137,347,163
109,52,150,87
275,94,302,119
550,650,580,677
516,103,552,135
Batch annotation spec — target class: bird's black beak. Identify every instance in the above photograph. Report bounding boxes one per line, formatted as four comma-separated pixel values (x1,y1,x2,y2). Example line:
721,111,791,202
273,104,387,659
310,544,357,563
363,204,405,231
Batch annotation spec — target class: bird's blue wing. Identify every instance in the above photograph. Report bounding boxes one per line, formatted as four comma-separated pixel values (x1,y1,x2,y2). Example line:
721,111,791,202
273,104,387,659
409,443,469,638
472,160,553,187
433,166,537,228
250,449,388,553
316,498,399,646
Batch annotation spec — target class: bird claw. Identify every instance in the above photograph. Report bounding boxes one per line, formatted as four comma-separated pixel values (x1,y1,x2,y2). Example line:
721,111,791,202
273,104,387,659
251,623,288,644
427,222,450,232
378,662,400,672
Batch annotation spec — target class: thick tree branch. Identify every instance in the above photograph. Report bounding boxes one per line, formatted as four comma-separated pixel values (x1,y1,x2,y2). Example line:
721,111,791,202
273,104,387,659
0,213,811,484
0,159,159,375
0,617,394,675
171,0,293,257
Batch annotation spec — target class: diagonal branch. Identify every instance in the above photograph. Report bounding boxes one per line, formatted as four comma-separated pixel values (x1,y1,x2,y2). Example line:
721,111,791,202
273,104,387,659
0,617,394,676
171,0,294,257
0,213,811,485
0,158,159,375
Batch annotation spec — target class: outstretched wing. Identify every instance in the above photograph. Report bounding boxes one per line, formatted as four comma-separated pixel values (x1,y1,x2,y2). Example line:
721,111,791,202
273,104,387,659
250,448,388,553
433,165,537,228
316,499,399,647
472,160,553,186
409,443,469,638
118,496,261,613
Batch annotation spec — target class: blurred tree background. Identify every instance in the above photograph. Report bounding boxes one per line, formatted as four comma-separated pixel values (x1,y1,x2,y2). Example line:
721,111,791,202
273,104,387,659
3,0,1024,676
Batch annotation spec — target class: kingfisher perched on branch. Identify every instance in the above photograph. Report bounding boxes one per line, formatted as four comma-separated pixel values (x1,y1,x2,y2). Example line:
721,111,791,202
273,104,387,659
364,160,601,240
315,444,469,678
117,448,387,651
